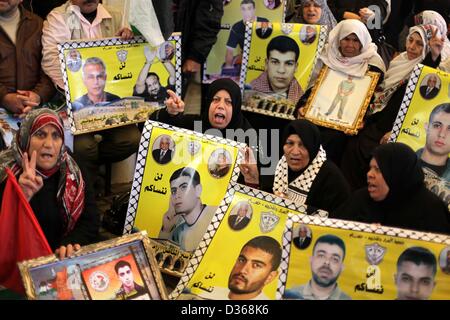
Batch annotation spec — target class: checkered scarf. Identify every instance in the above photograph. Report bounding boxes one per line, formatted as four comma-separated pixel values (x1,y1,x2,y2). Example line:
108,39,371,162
273,146,326,204
250,71,304,103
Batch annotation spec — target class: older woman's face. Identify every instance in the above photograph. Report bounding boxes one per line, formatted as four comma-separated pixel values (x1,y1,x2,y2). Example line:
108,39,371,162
302,1,322,24
28,124,63,171
208,90,233,129
283,134,310,171
339,33,362,58
406,32,424,60
367,158,389,201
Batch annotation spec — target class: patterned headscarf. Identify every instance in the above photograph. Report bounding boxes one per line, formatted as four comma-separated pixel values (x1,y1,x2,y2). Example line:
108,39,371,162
368,25,434,115
0,108,85,235
415,10,450,61
291,0,337,31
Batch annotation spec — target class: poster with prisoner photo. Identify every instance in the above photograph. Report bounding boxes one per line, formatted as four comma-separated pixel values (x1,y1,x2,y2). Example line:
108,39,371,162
388,65,450,210
18,232,168,300
203,0,286,84
241,22,327,120
279,214,450,300
170,182,327,300
58,34,182,135
123,120,245,254
301,66,380,135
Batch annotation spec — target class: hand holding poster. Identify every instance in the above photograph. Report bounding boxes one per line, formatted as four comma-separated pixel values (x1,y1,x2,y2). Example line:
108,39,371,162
389,65,450,209
124,120,245,253
58,35,182,134
19,232,168,300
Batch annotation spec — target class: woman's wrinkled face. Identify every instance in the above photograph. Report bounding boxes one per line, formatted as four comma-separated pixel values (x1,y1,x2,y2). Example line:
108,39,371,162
283,134,310,171
406,32,424,60
339,33,362,58
302,1,322,24
208,90,233,129
28,124,63,171
367,158,390,201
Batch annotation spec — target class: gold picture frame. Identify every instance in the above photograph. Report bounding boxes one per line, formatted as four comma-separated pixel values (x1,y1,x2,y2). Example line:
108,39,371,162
18,232,168,300
301,66,380,135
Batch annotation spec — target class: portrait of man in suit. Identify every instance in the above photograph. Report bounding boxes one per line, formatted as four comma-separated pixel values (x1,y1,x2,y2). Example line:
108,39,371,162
292,224,312,250
152,135,174,165
420,74,440,100
255,21,273,39
228,201,252,231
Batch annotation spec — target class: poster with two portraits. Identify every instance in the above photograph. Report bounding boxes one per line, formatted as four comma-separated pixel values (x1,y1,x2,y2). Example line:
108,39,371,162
58,34,182,135
123,120,245,254
171,183,450,300
389,65,450,210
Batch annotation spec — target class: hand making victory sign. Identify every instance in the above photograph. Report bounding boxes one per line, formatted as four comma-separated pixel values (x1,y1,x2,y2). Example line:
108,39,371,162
18,151,43,202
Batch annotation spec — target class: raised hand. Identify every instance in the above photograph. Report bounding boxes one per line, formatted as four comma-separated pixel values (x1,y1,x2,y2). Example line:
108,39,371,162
18,151,44,201
144,46,157,64
239,147,259,185
165,89,185,115
429,28,444,61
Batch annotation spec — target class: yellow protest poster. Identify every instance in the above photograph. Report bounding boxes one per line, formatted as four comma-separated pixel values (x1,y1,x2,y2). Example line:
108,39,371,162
389,64,449,209
204,0,285,84
281,214,450,300
124,121,245,253
170,183,318,300
58,35,181,134
241,22,327,120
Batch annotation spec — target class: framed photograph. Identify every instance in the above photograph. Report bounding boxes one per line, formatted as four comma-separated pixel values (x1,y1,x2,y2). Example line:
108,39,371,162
302,66,380,135
389,64,450,210
58,34,182,135
241,22,327,120
18,232,168,300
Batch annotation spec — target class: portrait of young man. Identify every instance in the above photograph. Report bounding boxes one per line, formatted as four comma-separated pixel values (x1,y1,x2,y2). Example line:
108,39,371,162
394,247,437,300
159,167,217,251
249,35,304,104
283,234,351,300
416,103,450,207
193,236,282,300
114,260,148,300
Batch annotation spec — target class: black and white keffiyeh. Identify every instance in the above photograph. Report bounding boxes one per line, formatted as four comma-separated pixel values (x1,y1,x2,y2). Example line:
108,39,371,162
273,146,327,204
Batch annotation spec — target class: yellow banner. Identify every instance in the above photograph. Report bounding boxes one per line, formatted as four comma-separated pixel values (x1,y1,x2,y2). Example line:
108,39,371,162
128,121,245,253
283,215,450,300
171,184,306,300
391,65,449,209
59,36,181,134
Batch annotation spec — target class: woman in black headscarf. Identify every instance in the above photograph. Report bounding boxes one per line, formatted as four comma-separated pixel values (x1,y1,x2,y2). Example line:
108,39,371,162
241,119,351,214
333,143,450,234
150,78,253,136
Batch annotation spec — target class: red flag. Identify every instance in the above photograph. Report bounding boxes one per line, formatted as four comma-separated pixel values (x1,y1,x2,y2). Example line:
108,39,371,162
0,168,52,294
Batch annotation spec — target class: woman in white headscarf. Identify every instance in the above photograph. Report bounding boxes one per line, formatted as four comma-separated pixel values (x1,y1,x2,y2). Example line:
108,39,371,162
298,19,386,165
341,24,445,189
